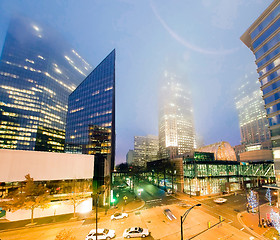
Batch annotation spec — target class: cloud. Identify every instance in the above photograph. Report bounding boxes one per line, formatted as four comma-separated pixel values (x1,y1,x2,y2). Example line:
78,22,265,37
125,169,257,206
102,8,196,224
150,0,238,55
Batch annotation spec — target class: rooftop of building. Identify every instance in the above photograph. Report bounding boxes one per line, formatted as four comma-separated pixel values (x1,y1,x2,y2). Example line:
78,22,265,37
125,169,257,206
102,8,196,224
196,141,237,161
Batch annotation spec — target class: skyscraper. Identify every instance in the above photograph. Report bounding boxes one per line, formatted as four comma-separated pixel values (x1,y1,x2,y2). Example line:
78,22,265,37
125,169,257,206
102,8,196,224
126,149,134,166
133,135,159,167
65,50,115,188
158,71,196,158
241,0,280,187
0,16,91,152
235,73,270,145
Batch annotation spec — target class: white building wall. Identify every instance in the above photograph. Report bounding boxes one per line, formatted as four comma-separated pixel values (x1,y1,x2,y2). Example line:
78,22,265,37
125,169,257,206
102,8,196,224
0,149,94,182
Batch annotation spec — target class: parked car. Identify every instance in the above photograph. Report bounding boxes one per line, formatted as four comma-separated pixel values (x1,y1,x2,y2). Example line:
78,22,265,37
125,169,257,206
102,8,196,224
123,227,149,238
111,212,128,220
85,228,115,240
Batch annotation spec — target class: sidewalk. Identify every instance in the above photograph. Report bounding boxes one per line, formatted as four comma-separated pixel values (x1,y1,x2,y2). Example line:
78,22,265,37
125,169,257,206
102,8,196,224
173,192,276,240
0,197,145,232
238,204,279,240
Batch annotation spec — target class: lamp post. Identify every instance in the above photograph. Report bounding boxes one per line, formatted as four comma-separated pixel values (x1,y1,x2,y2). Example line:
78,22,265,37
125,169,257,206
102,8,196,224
181,203,201,240
257,191,261,227
95,192,102,240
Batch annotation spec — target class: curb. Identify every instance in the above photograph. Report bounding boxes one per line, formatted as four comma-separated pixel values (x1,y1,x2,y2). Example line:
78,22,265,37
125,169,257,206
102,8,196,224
0,218,84,233
237,212,268,240
126,200,145,213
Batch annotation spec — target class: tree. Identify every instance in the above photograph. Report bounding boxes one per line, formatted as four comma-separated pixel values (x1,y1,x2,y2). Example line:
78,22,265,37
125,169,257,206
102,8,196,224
68,192,87,218
67,180,89,218
0,174,50,224
265,188,272,205
55,229,76,240
247,190,258,212
270,210,280,235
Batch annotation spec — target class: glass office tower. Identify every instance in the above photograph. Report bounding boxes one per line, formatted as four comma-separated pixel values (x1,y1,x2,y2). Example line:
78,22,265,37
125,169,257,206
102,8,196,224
235,74,270,145
0,16,91,152
158,71,196,158
241,0,280,187
65,50,115,188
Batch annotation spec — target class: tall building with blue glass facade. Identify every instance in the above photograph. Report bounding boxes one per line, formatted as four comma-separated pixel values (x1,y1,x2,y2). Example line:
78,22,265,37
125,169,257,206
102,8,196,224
0,16,91,152
65,50,115,188
241,0,280,187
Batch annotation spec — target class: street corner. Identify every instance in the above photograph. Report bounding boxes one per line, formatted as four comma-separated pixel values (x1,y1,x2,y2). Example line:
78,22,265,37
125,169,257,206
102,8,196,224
125,199,146,213
238,205,279,240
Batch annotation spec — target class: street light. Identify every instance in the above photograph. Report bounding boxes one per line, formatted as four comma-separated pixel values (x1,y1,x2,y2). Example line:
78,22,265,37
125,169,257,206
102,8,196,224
257,191,261,227
95,191,102,240
181,203,201,240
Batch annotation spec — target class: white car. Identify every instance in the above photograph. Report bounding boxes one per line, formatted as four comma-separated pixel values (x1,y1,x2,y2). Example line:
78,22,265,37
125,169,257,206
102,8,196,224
123,227,149,238
85,228,115,240
214,198,227,204
111,212,128,220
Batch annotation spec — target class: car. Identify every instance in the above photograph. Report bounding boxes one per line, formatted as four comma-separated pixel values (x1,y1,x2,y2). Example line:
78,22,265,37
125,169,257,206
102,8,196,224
85,228,115,240
111,212,128,220
163,208,176,220
123,227,149,238
178,202,191,208
214,198,227,204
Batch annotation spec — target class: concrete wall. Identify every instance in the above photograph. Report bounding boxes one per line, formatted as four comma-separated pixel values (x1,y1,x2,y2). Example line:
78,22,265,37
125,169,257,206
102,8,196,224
0,149,94,182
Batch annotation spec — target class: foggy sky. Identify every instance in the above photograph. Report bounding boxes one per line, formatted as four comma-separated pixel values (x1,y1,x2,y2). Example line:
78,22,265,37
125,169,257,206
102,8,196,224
0,0,273,164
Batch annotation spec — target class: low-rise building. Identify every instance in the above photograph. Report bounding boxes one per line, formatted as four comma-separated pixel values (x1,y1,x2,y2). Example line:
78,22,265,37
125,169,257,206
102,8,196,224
0,149,94,197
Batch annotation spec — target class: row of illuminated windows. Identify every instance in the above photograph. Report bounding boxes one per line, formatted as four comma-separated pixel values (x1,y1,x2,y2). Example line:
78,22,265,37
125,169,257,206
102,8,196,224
257,46,280,68
66,122,112,135
255,31,280,60
251,4,280,40
1,102,64,124
69,99,113,112
71,84,112,102
0,134,33,141
260,68,280,85
68,109,112,122
253,17,280,50
70,92,112,104
0,130,32,136
259,57,280,77
1,114,63,133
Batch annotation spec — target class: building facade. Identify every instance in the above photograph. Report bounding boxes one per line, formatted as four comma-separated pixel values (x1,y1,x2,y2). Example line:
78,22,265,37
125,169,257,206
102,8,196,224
241,0,280,187
133,135,159,167
0,16,91,152
235,74,270,145
65,50,115,189
158,71,196,158
146,151,275,196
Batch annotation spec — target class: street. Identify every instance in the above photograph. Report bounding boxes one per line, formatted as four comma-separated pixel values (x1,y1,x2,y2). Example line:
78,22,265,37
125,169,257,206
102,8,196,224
0,180,270,240
0,203,255,240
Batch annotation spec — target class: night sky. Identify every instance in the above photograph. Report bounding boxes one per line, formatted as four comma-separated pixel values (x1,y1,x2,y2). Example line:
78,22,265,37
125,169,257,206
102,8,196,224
0,0,273,164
